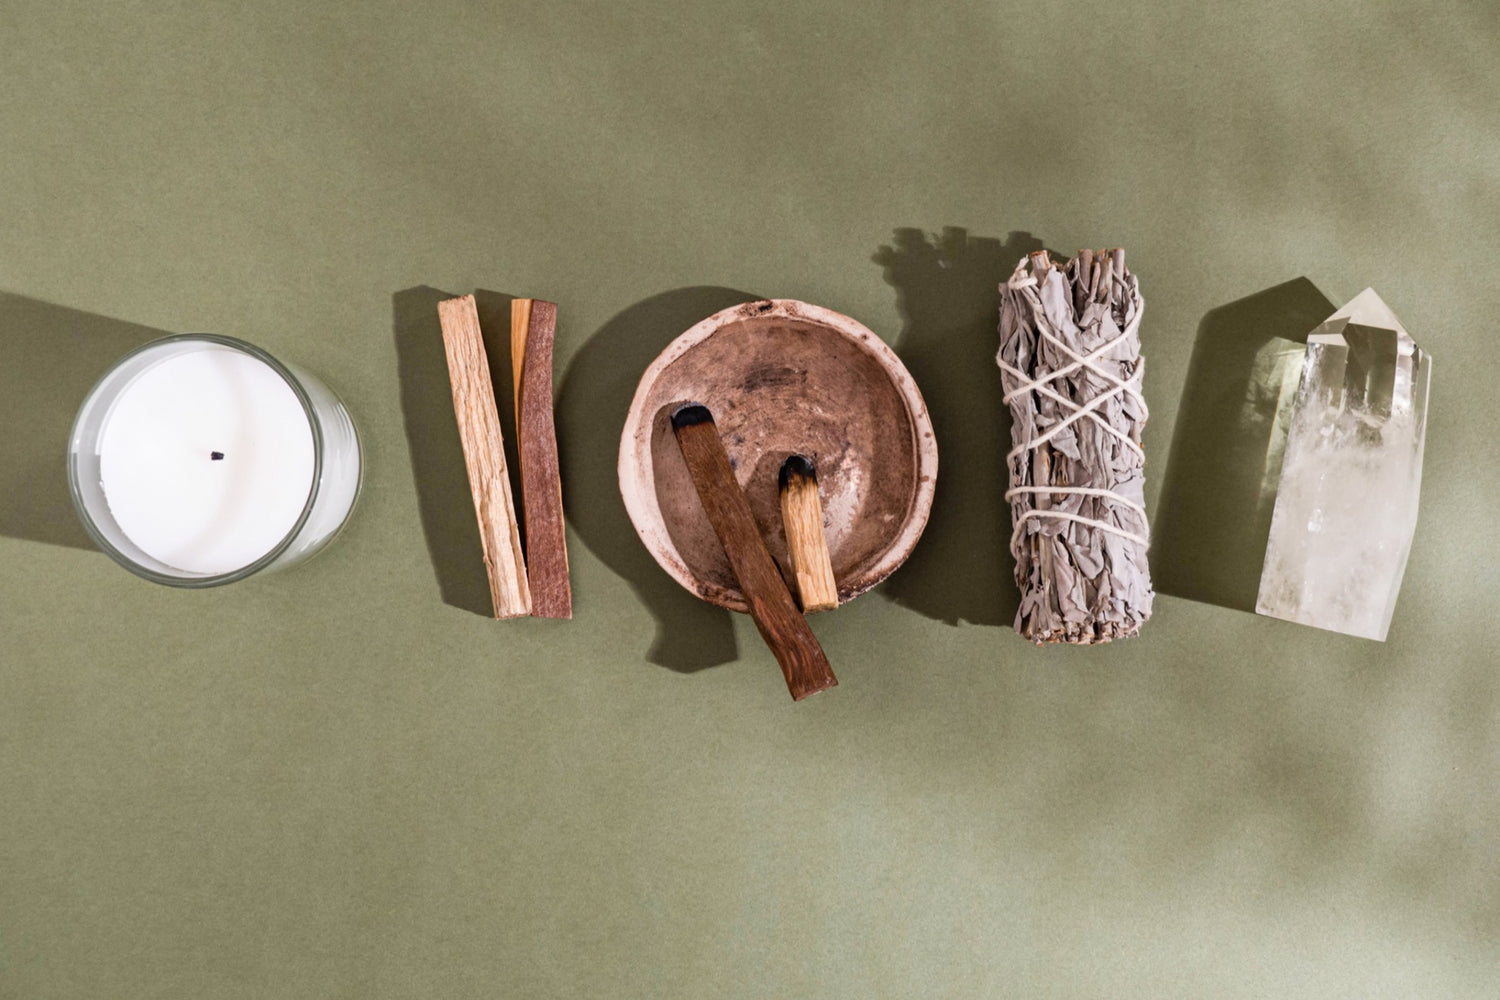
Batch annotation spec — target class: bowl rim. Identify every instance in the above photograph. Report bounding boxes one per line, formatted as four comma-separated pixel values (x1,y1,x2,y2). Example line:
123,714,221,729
617,297,938,612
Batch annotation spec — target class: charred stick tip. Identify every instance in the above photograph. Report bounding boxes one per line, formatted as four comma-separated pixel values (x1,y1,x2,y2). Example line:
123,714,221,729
670,403,714,429
779,454,817,489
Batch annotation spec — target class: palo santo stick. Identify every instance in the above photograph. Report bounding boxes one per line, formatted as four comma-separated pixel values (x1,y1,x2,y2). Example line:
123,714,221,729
509,297,530,420
672,405,837,701
437,294,531,619
510,298,572,619
778,455,838,613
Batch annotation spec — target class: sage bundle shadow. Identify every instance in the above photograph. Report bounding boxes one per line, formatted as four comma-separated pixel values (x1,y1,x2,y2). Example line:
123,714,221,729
996,249,1153,643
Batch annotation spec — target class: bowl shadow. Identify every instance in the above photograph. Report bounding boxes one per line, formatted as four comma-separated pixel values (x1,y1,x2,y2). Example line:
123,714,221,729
557,287,762,672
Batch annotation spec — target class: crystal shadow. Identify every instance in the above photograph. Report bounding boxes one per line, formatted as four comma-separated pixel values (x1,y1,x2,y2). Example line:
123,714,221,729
1152,278,1335,613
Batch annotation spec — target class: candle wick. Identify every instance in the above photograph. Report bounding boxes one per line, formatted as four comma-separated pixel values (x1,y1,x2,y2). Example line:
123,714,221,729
211,451,225,461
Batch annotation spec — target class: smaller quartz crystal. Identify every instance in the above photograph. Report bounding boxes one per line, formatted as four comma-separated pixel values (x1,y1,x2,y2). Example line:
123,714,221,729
1255,289,1431,641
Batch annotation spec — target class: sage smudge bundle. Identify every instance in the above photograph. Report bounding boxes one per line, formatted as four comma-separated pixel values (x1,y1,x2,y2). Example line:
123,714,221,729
997,249,1153,643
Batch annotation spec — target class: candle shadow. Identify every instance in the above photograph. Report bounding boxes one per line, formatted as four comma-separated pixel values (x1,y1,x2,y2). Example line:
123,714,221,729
392,286,496,617
0,292,167,550
872,226,1049,627
556,287,752,672
1152,278,1335,612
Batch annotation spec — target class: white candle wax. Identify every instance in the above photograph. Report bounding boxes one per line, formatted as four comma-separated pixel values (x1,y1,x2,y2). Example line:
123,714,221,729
98,345,315,574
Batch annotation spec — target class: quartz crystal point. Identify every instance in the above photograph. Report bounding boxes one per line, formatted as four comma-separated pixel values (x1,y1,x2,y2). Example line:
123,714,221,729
1255,289,1430,640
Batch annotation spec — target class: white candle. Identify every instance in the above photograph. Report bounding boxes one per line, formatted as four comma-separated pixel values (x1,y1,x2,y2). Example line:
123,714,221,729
99,346,315,574
71,335,361,584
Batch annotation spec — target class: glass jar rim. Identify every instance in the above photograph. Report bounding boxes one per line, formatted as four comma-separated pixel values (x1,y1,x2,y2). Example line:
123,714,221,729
67,333,326,588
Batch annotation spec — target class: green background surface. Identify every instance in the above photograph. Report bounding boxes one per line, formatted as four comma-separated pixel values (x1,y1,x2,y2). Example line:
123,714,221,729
3,2,1497,997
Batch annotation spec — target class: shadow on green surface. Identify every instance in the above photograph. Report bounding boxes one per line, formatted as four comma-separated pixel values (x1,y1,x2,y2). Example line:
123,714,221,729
1153,278,1335,612
557,288,755,672
0,292,166,550
392,286,495,617
872,227,1048,628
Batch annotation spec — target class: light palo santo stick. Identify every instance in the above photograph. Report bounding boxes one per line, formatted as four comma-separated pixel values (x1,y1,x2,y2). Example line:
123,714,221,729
510,297,531,419
778,455,839,613
437,294,531,618
510,298,572,619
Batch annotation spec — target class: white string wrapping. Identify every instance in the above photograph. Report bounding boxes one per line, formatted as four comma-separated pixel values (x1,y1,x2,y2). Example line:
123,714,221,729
996,272,1150,554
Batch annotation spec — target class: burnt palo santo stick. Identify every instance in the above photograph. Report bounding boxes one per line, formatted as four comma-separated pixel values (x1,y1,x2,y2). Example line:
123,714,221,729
671,405,837,701
778,455,839,613
436,294,531,619
510,298,572,619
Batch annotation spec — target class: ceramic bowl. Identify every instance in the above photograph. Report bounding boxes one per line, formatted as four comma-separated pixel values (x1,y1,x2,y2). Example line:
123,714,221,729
618,298,937,612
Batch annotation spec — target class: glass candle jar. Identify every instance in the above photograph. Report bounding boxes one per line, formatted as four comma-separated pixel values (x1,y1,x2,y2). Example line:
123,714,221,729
68,334,361,586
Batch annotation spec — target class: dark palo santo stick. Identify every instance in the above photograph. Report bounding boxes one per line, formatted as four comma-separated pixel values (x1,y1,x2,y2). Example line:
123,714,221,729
510,298,572,619
778,455,839,613
671,405,838,701
436,294,531,619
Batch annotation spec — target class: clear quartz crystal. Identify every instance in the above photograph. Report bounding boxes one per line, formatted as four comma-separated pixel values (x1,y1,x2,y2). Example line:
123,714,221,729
1255,289,1431,640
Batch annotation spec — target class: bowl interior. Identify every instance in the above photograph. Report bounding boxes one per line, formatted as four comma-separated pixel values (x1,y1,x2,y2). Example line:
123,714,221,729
619,300,935,612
